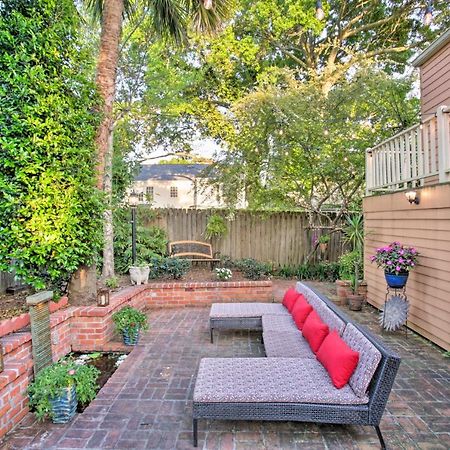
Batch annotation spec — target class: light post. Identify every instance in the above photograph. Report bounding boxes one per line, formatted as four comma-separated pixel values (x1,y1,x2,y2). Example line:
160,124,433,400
129,192,138,266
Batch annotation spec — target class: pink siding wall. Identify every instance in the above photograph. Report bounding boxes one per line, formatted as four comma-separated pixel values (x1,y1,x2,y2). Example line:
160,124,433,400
420,41,450,116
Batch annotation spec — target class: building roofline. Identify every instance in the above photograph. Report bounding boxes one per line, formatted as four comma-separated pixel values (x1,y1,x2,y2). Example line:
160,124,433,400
412,28,450,67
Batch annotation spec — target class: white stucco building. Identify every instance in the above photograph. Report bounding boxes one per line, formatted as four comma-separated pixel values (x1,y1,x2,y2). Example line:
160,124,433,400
128,164,243,209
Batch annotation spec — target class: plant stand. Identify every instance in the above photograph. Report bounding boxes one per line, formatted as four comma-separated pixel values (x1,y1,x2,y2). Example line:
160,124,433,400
380,286,409,336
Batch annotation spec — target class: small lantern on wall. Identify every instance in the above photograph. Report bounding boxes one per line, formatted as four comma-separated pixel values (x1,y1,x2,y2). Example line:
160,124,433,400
97,288,110,307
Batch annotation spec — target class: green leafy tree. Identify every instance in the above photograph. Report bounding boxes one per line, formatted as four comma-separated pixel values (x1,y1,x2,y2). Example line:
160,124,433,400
0,0,102,293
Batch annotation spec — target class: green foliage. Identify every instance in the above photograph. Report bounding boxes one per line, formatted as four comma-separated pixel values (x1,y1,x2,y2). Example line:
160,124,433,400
105,276,119,289
204,214,228,239
112,306,148,333
215,267,233,281
343,215,364,253
235,258,271,280
113,207,168,273
219,255,234,268
0,0,102,290
318,234,330,244
338,251,363,280
148,257,191,280
278,262,340,282
27,357,100,421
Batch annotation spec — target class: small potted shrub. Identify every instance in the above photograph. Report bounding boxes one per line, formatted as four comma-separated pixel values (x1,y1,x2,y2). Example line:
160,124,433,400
215,267,232,281
318,234,330,253
27,358,99,423
129,261,150,285
112,306,148,345
347,269,364,311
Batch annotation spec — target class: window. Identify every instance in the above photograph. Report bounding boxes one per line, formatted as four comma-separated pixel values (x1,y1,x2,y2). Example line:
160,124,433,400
170,186,178,198
146,186,154,200
138,192,144,202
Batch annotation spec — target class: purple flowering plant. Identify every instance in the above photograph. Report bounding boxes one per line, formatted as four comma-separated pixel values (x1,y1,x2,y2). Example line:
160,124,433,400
370,242,419,274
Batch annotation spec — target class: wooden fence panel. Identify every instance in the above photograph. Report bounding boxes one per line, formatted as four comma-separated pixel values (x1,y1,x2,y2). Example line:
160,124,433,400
141,209,345,266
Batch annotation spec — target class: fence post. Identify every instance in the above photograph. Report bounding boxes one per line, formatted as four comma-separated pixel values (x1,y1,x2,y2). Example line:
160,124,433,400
437,105,450,183
365,149,373,196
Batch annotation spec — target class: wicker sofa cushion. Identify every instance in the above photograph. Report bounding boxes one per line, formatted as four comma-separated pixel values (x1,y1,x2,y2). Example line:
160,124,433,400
194,358,368,405
263,331,315,358
296,282,345,335
343,324,382,398
261,314,298,332
210,303,289,319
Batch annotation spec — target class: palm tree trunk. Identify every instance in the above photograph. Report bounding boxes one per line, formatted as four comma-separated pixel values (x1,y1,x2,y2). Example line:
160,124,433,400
95,0,124,190
102,126,115,279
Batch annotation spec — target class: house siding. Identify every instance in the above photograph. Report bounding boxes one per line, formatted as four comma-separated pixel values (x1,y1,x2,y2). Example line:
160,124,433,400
420,41,450,116
363,184,450,351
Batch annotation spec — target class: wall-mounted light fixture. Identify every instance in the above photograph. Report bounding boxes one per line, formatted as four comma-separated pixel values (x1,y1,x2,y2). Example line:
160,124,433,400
405,189,419,205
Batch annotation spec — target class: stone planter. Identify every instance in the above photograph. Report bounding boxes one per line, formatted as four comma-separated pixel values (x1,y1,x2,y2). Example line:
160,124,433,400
129,266,150,285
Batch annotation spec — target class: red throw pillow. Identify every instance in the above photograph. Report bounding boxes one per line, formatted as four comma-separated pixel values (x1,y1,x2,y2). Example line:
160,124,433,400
291,296,313,330
302,310,329,353
317,331,360,389
282,288,300,312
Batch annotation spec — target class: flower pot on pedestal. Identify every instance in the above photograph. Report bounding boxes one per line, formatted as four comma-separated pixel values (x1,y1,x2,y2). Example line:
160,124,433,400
384,271,409,289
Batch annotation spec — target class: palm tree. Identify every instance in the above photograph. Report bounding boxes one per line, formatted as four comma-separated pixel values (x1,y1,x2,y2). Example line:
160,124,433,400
75,0,231,297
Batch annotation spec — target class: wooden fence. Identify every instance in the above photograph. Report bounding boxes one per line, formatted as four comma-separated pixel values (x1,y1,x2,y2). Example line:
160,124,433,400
0,271,15,294
142,209,345,266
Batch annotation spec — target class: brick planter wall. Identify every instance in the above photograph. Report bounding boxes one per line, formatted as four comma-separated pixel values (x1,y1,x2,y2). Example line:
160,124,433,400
0,280,273,438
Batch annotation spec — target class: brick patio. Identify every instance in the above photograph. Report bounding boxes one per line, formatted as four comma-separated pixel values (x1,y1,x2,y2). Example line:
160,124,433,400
1,281,449,449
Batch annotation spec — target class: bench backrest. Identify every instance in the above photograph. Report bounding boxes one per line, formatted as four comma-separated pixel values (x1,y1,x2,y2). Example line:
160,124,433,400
169,240,213,259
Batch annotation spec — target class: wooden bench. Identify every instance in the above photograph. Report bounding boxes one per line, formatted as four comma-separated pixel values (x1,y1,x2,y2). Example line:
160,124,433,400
168,240,220,269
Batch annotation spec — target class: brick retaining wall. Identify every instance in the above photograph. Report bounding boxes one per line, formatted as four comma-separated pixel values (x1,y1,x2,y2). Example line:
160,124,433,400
0,280,273,438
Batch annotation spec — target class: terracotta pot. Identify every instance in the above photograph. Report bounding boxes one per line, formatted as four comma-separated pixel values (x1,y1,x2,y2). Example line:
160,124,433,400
348,294,364,311
357,281,368,300
335,280,350,304
319,243,328,253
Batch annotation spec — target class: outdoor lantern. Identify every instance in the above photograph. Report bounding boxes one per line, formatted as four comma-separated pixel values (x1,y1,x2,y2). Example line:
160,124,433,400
97,288,110,307
405,189,419,205
129,191,139,207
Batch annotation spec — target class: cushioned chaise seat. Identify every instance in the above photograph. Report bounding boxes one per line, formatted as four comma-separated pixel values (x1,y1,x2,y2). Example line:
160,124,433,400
210,302,289,318
194,358,368,405
263,331,315,358
261,314,298,333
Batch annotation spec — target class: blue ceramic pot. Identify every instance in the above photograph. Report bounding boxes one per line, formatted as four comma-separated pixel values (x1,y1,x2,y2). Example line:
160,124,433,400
49,384,77,424
123,328,140,346
384,271,409,289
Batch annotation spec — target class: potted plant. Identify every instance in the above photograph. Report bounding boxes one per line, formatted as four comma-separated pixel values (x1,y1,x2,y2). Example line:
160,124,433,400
129,261,150,285
318,234,330,253
27,358,99,423
112,306,148,346
214,267,232,281
370,242,419,288
347,262,364,311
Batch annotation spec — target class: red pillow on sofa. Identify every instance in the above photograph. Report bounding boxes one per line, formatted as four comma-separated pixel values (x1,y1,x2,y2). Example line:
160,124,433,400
291,296,313,330
282,288,300,312
317,330,360,389
302,310,329,353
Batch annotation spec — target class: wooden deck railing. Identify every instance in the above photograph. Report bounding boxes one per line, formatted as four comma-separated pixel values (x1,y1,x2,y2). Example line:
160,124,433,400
366,106,450,195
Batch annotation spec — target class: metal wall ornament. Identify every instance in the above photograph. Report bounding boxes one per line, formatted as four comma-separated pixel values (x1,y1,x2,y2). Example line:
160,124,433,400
380,295,409,332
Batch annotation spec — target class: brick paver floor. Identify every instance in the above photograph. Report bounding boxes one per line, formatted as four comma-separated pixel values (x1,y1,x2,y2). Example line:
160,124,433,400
1,281,449,449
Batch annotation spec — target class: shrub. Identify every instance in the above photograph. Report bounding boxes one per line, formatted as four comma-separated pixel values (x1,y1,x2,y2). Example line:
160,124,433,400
219,255,235,269
278,262,340,282
338,251,363,280
215,267,232,281
235,258,271,280
105,276,119,289
113,207,168,273
0,0,102,290
27,358,100,421
148,257,191,280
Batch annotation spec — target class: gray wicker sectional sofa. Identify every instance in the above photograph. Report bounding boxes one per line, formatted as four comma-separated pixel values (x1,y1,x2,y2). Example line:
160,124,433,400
192,282,401,449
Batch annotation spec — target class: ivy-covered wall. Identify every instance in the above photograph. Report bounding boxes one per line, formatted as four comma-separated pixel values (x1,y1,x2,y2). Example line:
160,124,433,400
0,0,103,291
